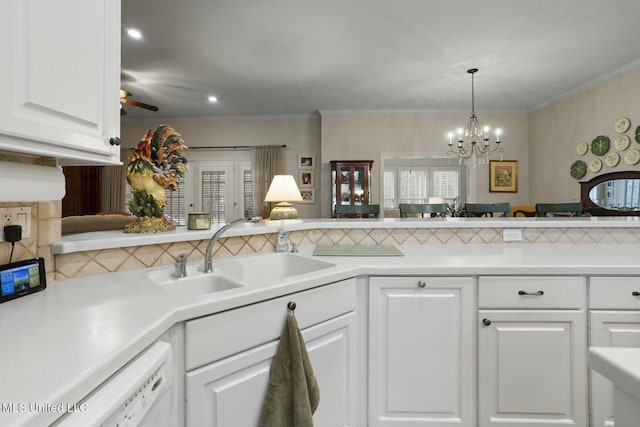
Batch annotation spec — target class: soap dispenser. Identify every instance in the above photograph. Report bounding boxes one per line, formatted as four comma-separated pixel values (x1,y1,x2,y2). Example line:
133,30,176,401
276,224,289,252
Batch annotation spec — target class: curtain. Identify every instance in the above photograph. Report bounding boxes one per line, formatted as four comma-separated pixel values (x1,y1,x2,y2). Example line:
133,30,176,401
101,148,134,213
251,145,283,218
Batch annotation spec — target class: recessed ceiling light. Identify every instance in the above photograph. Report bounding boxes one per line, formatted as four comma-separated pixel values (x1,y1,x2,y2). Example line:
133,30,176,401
127,28,143,40
208,96,218,103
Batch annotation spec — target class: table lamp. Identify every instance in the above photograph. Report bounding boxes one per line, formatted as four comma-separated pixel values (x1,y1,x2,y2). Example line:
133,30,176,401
264,175,303,220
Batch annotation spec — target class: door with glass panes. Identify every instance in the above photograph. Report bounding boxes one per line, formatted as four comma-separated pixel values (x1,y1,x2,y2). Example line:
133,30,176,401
195,160,254,224
163,158,254,226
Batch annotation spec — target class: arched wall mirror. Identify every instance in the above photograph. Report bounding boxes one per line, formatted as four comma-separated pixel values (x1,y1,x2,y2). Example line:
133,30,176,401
580,171,640,216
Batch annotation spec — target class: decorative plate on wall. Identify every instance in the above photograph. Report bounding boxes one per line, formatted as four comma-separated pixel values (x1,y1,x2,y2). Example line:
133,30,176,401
570,160,587,179
614,117,631,134
576,141,589,156
635,126,640,143
589,158,602,173
605,152,620,167
591,135,610,156
614,135,631,151
624,149,640,165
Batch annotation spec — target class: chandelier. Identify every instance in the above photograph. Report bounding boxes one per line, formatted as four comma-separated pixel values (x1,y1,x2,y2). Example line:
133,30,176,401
447,68,503,165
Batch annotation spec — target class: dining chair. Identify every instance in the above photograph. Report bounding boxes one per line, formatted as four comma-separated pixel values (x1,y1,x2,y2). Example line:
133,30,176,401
463,203,511,218
334,204,380,218
510,205,536,217
535,202,583,217
399,203,448,218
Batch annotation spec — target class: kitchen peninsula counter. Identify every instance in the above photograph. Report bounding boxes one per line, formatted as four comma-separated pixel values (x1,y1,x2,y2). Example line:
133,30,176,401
4,241,640,426
51,216,640,254
50,217,640,280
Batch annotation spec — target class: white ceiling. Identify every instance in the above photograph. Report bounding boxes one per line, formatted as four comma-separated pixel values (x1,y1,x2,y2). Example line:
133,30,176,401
121,0,640,120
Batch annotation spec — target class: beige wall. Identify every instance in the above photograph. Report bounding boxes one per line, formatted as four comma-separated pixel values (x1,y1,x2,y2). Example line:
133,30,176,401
120,115,322,217
319,112,530,217
528,68,640,203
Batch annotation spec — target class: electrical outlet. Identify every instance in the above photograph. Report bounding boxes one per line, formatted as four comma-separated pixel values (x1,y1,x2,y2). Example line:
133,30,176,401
503,228,522,242
0,207,31,242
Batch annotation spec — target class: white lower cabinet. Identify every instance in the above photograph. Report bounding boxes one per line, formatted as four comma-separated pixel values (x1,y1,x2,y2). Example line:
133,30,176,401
184,279,357,427
478,276,587,427
368,276,475,426
589,277,640,427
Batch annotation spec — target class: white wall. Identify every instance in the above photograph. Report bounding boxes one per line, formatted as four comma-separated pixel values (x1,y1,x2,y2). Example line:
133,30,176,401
120,115,322,218
528,67,640,203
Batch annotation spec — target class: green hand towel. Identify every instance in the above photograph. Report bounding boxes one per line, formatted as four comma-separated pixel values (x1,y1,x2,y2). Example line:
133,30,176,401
259,311,320,427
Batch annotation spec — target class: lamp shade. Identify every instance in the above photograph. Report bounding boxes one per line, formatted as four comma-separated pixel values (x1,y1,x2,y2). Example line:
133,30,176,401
264,175,303,202
264,175,303,220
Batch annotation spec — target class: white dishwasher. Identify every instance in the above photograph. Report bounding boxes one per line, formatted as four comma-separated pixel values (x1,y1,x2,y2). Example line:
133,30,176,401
53,341,172,427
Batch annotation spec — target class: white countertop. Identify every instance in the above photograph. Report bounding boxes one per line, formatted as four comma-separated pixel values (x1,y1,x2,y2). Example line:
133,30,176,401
4,242,640,426
51,217,640,254
589,347,640,400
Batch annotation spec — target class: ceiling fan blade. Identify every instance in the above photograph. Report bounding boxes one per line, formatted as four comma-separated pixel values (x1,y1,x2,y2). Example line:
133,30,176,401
121,98,159,111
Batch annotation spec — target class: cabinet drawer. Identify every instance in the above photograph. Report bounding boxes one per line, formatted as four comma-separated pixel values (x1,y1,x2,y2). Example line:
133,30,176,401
590,277,640,309
479,276,586,309
185,278,357,370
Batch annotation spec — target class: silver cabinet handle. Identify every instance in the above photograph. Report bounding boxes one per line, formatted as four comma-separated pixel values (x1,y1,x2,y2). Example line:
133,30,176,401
418,280,426,288
518,290,544,296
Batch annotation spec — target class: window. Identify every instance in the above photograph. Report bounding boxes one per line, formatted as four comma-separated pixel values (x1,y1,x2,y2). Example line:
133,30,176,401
201,170,227,224
431,169,459,201
384,157,467,210
164,176,186,225
399,168,428,204
383,171,395,209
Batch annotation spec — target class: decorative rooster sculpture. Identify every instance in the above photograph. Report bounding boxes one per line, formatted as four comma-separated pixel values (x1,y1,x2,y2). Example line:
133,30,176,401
125,125,188,233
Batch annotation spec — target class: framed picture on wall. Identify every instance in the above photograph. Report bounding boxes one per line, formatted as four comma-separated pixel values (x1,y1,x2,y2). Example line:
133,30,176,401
489,160,518,193
299,188,316,203
298,170,314,187
298,154,315,170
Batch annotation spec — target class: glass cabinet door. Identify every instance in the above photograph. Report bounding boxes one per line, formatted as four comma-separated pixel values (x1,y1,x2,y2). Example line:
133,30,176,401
330,160,374,216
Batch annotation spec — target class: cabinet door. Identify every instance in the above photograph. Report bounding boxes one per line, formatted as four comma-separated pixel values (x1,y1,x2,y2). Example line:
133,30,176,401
331,161,373,215
589,310,640,427
369,276,475,426
186,312,357,427
0,0,120,165
478,310,587,427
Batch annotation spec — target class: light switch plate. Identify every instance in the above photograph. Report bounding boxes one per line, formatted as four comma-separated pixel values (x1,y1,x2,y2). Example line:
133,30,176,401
503,228,522,242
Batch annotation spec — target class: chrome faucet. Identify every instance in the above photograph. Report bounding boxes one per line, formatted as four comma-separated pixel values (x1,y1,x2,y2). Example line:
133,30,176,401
174,254,188,278
203,216,262,273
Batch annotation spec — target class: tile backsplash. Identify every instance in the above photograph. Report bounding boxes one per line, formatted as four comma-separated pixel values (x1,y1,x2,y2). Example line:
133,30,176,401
53,225,640,280
0,201,60,284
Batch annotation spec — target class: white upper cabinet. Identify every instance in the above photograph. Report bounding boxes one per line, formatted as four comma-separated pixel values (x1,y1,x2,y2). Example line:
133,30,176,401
0,0,121,165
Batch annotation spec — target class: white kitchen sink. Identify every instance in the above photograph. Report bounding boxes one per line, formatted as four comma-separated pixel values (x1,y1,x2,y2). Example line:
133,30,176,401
148,265,245,297
147,253,335,295
157,274,245,296
215,253,336,284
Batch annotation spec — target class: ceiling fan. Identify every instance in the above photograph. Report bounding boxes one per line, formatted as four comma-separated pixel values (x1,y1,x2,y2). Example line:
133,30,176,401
120,89,159,115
